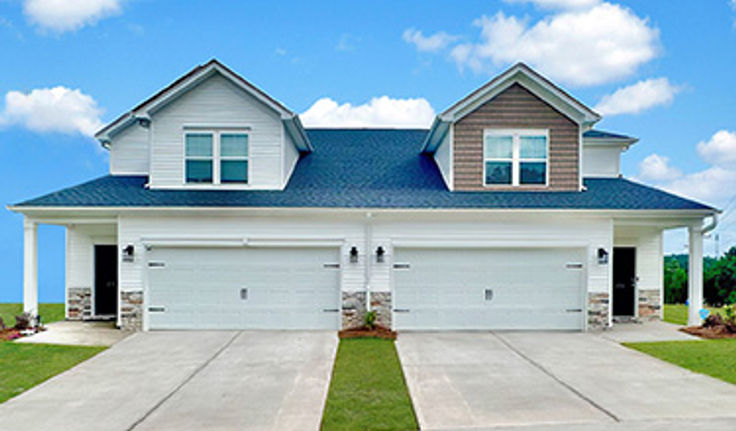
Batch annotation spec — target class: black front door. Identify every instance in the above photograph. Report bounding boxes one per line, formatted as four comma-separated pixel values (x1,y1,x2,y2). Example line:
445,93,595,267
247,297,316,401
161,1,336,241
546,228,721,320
613,247,636,316
94,245,118,316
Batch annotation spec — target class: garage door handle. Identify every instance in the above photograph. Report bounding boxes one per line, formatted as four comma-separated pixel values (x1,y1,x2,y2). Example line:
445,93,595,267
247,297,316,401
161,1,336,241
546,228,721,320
322,308,339,313
394,309,410,313
566,308,583,313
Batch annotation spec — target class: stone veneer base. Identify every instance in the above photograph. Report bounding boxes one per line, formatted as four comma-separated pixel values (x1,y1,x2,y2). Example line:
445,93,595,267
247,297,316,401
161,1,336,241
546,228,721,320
638,289,662,319
588,292,610,329
120,291,143,331
67,287,91,320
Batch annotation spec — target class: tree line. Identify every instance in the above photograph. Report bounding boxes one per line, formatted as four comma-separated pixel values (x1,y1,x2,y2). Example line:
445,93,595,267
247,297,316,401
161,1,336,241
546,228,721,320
665,247,736,306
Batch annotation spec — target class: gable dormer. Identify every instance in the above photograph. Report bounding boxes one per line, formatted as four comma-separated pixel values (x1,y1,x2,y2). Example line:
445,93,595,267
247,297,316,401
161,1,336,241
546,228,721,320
96,59,311,190
423,63,601,192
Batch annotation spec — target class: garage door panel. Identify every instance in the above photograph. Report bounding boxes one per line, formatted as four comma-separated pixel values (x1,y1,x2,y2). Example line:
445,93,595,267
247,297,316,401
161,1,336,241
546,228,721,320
147,247,340,330
394,247,585,330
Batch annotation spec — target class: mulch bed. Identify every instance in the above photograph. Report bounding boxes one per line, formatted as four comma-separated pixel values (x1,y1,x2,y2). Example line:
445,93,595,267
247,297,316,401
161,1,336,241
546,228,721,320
681,314,736,339
338,325,397,340
0,329,22,341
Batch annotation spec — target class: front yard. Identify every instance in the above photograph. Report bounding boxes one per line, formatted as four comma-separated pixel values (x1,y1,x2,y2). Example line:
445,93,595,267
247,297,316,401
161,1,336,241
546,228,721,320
321,338,418,431
625,339,736,385
0,303,106,404
0,342,106,403
0,303,65,327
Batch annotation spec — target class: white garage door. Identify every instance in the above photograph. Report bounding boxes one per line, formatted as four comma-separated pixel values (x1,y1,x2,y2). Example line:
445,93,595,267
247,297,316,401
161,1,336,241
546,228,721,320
393,247,586,330
146,246,340,330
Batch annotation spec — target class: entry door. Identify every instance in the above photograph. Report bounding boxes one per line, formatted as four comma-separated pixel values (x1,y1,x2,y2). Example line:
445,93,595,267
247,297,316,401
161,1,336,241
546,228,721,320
613,247,636,316
94,245,118,316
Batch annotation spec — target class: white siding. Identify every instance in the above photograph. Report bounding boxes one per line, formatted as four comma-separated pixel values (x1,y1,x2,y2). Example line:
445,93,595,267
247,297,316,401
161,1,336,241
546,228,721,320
582,145,621,178
66,225,117,291
433,126,453,189
118,212,613,300
148,73,284,189
109,123,149,175
282,127,300,187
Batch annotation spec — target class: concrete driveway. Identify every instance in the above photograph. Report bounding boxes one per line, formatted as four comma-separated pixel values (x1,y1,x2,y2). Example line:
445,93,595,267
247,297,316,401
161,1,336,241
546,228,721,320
398,331,736,431
0,331,337,431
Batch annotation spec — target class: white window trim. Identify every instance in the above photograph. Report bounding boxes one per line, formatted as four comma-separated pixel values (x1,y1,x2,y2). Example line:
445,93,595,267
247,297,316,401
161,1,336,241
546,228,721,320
483,128,549,187
183,130,250,185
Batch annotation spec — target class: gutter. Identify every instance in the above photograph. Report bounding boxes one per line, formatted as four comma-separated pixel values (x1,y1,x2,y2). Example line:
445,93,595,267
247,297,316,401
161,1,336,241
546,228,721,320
702,213,718,234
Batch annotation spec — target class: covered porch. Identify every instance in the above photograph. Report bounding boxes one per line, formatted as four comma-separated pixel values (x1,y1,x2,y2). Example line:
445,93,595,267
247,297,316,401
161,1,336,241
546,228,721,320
611,213,718,327
21,215,120,326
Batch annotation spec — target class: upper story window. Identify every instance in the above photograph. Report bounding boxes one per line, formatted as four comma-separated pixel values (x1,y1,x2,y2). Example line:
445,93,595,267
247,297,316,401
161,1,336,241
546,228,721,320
484,129,548,186
185,131,249,184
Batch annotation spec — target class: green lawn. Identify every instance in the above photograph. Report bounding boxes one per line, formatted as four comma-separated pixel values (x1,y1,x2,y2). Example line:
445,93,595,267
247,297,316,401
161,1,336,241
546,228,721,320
625,339,736,385
321,338,418,431
663,304,725,326
0,342,106,403
0,303,65,328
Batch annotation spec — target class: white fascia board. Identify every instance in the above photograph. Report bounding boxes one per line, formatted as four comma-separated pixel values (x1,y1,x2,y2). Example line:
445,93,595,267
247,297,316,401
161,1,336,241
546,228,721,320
96,62,297,143
421,117,451,153
583,137,639,148
282,114,313,152
444,65,601,126
7,205,718,219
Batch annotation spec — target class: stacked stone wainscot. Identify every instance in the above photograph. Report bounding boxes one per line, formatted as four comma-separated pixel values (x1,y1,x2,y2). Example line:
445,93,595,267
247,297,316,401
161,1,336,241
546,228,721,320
67,287,92,320
120,291,143,331
588,292,610,329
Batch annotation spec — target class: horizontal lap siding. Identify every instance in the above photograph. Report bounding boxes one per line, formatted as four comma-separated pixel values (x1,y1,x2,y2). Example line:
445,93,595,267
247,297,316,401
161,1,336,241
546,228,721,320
149,73,283,188
453,83,580,191
118,213,612,298
110,123,149,175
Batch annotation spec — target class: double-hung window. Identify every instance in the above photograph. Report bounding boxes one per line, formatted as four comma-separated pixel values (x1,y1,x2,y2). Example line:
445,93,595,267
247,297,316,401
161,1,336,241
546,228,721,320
185,131,249,184
185,133,214,183
484,129,548,186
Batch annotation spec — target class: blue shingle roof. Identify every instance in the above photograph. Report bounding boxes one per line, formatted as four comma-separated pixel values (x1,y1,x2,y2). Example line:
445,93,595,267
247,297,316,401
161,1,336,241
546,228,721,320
14,129,712,211
583,129,636,140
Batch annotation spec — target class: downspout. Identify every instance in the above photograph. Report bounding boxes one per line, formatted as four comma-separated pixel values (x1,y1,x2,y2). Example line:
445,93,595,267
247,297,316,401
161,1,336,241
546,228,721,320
365,212,373,313
702,213,719,235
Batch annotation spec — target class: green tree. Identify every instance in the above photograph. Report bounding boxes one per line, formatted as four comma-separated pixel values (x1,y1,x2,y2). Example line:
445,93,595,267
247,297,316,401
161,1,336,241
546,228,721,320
664,257,688,304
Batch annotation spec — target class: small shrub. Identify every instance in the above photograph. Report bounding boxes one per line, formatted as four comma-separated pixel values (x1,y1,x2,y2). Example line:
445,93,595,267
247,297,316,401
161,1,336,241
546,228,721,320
363,310,377,329
14,313,32,330
725,304,736,325
0,317,5,330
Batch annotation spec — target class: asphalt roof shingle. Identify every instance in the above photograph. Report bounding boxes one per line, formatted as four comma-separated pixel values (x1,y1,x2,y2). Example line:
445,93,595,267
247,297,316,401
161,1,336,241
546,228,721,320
14,129,712,211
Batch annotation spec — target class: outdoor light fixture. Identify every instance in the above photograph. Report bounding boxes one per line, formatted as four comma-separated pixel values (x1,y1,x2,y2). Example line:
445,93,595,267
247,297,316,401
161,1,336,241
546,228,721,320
349,246,359,263
597,248,609,265
122,244,135,262
138,117,151,128
375,246,385,263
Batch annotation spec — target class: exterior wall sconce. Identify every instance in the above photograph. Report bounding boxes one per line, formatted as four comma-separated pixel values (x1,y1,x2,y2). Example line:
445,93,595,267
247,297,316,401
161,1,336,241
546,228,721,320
349,246,359,263
122,244,135,262
597,248,609,265
376,246,385,263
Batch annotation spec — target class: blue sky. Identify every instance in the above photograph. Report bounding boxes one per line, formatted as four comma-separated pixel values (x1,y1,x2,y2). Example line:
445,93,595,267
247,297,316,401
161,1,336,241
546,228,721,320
1,0,735,302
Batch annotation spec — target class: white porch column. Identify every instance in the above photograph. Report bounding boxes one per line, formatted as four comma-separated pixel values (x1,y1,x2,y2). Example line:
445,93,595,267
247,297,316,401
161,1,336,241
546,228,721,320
23,217,38,316
688,223,704,326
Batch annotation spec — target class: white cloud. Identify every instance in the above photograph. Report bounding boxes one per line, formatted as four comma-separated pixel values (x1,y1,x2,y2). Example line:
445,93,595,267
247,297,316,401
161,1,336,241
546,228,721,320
637,154,682,181
301,96,435,128
504,0,601,9
23,0,122,33
336,33,360,52
637,130,736,205
697,130,736,166
444,2,658,86
0,86,103,137
402,28,459,52
595,78,680,116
